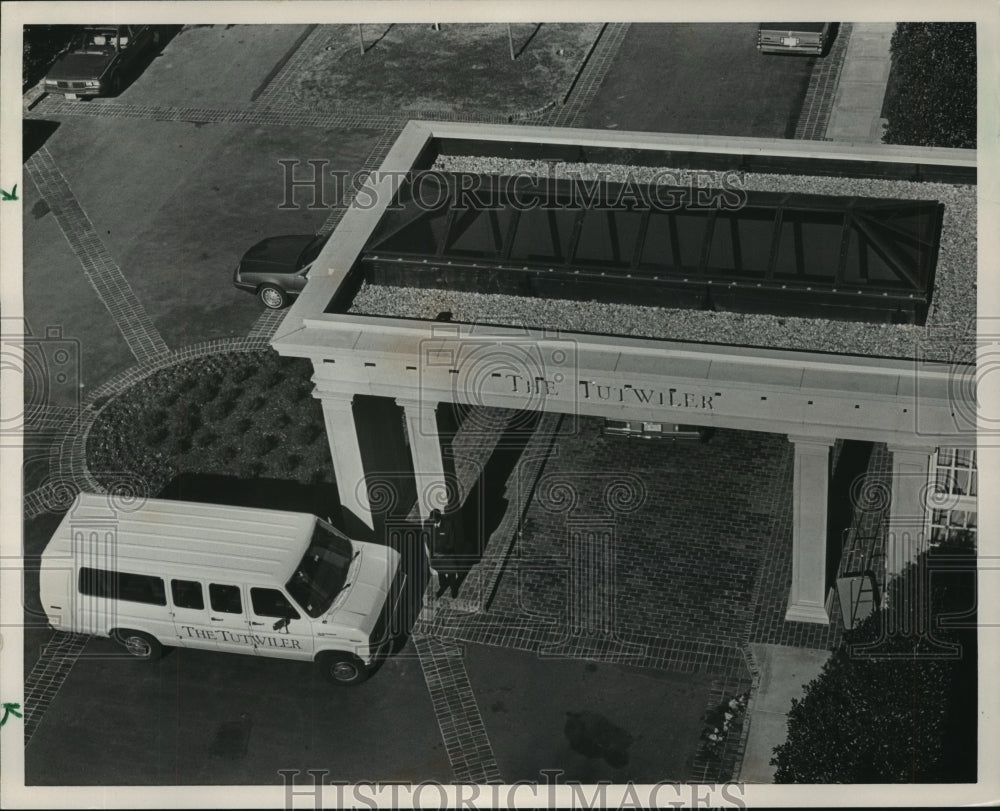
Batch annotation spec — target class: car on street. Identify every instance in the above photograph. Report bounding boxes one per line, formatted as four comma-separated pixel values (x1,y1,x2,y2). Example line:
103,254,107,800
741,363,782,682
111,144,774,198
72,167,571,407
757,23,833,55
233,233,328,309
43,24,162,98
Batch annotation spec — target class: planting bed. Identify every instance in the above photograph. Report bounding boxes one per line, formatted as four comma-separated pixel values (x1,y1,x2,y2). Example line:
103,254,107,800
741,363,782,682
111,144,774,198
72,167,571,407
86,350,333,496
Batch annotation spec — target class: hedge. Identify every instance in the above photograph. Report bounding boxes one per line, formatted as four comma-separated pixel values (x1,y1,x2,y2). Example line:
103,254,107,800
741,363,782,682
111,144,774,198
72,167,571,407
772,534,977,782
882,23,976,149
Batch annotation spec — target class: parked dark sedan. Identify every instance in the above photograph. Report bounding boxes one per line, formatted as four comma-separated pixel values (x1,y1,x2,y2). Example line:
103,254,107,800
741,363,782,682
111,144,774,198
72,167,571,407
43,25,162,98
233,233,328,309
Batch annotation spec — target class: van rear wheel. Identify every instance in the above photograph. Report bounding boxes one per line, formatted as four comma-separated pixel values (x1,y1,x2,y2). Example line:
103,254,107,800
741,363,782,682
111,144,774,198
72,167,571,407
317,652,369,685
114,629,163,661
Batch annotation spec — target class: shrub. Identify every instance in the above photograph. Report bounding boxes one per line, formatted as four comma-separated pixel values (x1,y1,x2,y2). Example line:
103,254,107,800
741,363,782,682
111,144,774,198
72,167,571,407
178,373,201,393
237,458,264,480
234,359,259,381
292,380,314,401
191,376,221,403
243,431,279,457
141,407,169,433
203,396,237,423
192,426,218,449
146,424,169,445
883,23,976,148
169,405,202,435
772,534,977,782
161,387,181,408
295,420,323,445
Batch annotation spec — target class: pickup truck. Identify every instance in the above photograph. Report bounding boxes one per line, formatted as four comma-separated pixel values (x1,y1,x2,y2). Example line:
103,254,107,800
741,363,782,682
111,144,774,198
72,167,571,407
757,23,833,56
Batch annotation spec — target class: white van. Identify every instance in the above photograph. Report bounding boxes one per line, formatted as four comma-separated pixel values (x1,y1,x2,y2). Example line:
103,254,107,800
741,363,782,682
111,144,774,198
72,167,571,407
40,493,404,685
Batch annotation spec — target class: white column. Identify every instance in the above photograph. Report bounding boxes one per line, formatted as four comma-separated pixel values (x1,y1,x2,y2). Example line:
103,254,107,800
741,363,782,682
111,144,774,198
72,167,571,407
786,436,835,624
885,444,934,575
319,392,373,531
398,398,448,521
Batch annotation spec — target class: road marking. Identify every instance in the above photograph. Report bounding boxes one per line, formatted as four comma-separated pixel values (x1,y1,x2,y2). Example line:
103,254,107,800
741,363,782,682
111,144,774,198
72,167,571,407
25,147,169,365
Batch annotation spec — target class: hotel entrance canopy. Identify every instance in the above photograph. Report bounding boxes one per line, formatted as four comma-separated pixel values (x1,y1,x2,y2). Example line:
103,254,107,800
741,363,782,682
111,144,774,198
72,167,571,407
362,172,945,325
271,122,975,625
273,121,976,449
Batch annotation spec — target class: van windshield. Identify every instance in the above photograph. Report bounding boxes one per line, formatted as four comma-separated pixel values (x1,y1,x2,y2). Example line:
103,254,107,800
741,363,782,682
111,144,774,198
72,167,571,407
285,522,354,618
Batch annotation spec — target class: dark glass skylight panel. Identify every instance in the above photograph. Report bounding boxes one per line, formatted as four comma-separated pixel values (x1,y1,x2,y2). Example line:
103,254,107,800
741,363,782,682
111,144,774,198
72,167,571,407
362,172,945,325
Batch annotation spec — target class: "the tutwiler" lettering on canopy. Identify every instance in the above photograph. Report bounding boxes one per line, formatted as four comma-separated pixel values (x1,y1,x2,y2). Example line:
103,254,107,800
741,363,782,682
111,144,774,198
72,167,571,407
501,373,715,409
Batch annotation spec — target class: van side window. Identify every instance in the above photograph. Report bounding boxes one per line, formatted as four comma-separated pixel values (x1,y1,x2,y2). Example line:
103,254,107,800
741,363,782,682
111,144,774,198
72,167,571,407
250,588,301,619
171,579,204,610
209,583,242,614
78,567,166,606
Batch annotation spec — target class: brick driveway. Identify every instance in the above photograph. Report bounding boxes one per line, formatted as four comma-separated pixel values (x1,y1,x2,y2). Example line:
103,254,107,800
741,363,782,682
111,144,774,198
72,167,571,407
493,420,789,654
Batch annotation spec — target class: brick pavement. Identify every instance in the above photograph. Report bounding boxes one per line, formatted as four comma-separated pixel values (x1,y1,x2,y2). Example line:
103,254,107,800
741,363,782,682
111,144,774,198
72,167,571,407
549,23,630,128
413,636,502,784
252,24,324,108
793,23,853,140
490,419,789,653
22,632,89,745
26,94,551,130
246,307,287,341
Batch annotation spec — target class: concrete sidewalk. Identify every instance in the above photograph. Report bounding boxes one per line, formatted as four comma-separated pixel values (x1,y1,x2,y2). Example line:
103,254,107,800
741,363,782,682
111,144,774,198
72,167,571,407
739,644,831,782
825,22,896,142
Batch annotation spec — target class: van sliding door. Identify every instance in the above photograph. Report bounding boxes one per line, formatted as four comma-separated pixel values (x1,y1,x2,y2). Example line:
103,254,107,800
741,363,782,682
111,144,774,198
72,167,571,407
207,583,255,655
169,579,219,650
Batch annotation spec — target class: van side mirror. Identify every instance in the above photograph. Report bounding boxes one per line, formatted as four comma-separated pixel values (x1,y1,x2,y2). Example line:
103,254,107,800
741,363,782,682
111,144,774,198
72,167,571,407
273,617,290,632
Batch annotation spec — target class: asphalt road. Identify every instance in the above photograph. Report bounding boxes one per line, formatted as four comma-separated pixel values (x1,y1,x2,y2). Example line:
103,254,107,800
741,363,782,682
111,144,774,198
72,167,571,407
581,23,815,137
25,636,451,785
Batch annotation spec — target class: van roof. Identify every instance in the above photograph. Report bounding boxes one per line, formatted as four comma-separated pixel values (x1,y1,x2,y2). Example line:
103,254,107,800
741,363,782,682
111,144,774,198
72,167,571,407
45,494,324,583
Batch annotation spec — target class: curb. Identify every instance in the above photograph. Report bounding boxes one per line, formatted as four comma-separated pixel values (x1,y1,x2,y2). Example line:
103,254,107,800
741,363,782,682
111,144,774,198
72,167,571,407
23,82,47,112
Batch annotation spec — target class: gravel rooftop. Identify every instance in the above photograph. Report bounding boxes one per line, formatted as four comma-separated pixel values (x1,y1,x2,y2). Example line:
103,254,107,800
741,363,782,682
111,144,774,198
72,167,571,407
346,158,976,363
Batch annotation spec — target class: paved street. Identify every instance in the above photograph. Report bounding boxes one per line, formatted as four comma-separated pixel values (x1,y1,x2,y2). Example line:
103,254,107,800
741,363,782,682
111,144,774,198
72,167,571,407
580,23,818,136
25,636,450,785
17,22,852,786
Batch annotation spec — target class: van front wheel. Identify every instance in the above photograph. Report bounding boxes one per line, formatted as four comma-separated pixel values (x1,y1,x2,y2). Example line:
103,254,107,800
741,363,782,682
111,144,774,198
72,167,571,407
114,629,163,661
317,652,369,685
